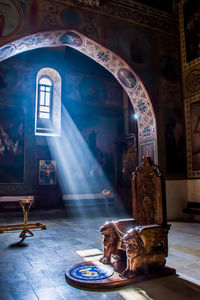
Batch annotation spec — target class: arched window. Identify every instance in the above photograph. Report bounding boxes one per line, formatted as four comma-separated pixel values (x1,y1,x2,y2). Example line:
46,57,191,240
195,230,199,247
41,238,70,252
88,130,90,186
35,68,61,136
38,77,52,120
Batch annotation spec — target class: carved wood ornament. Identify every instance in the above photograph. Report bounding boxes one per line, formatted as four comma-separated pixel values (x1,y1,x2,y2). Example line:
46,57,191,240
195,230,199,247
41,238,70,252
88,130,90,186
132,156,166,225
100,157,170,278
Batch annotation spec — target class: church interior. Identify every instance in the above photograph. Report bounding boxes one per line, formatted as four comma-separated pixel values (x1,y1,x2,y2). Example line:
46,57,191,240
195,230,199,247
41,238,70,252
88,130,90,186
0,0,200,299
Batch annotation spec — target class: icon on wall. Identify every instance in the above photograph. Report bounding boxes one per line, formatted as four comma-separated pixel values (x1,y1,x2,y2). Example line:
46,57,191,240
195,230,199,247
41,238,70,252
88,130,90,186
39,160,56,185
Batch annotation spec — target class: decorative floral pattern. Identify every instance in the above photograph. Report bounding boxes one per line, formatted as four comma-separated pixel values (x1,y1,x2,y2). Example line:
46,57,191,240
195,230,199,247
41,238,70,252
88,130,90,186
137,99,147,114
0,29,157,161
97,51,110,62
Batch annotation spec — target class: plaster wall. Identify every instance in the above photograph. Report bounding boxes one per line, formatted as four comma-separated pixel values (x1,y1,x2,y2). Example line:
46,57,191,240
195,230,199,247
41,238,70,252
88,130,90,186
187,179,200,203
166,179,188,219
166,179,200,220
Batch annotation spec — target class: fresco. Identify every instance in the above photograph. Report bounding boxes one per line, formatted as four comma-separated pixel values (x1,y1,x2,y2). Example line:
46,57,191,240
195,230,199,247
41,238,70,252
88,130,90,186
116,134,137,187
185,95,200,178
81,115,122,188
179,0,200,177
58,112,121,194
0,105,24,183
186,96,200,177
0,0,163,167
190,100,200,171
0,30,157,149
119,28,152,65
183,0,200,63
117,68,136,89
78,77,106,103
27,0,39,30
0,65,7,88
0,63,17,89
64,72,122,106
164,99,185,174
60,31,83,47
160,56,179,81
179,0,200,70
60,9,80,27
39,160,56,185
0,0,22,38
42,1,59,28
0,0,186,192
82,13,100,41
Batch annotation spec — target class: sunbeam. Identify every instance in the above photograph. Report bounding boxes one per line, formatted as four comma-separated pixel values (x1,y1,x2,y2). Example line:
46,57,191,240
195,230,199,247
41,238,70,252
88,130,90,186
45,104,125,216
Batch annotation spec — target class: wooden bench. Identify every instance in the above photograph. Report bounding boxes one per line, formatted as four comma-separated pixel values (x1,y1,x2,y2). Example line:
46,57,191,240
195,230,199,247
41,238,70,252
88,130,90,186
0,196,34,210
63,193,115,209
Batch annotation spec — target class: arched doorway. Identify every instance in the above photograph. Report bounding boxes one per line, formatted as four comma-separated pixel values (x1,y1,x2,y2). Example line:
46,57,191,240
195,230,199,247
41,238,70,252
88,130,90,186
0,30,157,164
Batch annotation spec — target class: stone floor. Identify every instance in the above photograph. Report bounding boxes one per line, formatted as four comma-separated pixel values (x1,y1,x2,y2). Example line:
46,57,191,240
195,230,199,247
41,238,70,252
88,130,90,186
0,209,200,300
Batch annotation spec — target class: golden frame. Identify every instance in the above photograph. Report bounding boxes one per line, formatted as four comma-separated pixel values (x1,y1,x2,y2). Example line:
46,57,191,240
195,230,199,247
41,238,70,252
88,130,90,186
179,0,200,71
185,93,200,177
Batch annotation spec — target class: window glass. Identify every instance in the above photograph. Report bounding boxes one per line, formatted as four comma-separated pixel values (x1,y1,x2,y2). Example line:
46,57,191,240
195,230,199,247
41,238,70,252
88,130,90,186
39,77,52,86
35,68,61,137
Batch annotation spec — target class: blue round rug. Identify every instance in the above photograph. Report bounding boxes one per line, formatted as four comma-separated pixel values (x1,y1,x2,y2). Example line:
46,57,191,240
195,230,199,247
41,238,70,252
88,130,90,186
69,264,114,280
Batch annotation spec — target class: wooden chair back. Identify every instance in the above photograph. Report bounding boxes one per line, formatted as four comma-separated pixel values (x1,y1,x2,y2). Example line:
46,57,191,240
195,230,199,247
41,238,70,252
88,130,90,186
132,156,167,226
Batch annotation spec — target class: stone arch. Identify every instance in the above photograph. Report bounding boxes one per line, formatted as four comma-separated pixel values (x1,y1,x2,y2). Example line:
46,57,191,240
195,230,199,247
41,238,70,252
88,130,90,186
0,30,157,163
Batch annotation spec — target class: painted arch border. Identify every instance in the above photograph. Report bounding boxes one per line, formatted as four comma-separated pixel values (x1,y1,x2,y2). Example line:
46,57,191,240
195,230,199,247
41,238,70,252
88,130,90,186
0,30,158,164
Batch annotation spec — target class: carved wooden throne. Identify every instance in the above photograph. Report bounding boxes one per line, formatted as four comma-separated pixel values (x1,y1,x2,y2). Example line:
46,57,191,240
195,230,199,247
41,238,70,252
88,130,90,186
100,156,171,278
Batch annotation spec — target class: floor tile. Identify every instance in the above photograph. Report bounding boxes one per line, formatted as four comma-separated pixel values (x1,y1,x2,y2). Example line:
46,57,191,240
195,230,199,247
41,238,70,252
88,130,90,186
0,210,200,300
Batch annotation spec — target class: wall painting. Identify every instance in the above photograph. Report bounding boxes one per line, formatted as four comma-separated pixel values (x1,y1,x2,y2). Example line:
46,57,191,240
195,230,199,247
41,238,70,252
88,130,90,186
0,105,24,183
0,0,23,39
39,160,56,185
185,95,200,177
179,0,200,71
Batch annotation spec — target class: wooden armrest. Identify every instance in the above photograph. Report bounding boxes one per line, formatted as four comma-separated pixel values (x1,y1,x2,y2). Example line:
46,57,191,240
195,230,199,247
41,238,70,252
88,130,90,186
113,219,137,235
